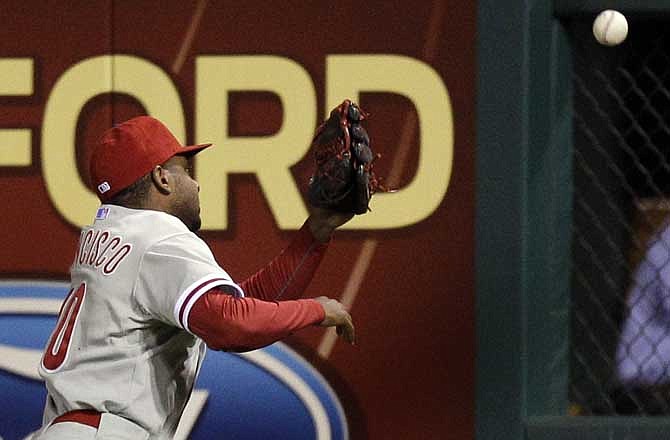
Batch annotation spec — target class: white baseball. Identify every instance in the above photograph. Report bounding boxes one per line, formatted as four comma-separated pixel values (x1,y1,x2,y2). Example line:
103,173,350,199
593,10,628,46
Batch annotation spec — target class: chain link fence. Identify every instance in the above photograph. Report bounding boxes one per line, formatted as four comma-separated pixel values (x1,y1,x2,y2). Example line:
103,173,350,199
570,17,670,415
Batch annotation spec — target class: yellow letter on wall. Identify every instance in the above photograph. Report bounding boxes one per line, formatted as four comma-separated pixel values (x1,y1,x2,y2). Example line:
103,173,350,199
196,56,316,230
42,55,186,227
0,58,33,166
327,55,454,229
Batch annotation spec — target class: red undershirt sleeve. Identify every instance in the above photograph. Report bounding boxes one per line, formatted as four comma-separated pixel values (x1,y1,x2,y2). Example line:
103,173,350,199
188,287,325,352
239,220,329,301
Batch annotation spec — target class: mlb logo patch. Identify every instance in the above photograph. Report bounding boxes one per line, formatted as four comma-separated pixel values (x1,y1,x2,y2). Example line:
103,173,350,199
97,181,111,194
95,207,110,220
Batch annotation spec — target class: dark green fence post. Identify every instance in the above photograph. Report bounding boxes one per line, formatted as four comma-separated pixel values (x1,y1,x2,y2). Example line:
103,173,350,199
477,0,572,439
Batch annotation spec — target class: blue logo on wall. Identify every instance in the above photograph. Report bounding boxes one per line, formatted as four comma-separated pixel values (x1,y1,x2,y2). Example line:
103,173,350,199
0,281,348,440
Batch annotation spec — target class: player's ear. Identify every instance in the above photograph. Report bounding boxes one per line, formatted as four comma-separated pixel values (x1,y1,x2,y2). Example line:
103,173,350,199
151,165,173,195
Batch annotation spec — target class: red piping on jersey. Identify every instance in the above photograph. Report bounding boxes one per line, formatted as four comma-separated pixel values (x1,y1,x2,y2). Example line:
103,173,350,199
178,277,230,329
52,410,102,429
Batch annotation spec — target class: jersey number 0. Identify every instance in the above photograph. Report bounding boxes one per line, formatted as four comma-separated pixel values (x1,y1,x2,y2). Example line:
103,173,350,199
42,283,87,372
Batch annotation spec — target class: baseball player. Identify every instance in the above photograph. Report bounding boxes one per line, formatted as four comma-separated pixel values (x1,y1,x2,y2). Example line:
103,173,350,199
33,116,355,439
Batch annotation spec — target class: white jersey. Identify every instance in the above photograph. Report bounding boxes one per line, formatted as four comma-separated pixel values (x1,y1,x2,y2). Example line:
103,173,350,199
38,204,243,439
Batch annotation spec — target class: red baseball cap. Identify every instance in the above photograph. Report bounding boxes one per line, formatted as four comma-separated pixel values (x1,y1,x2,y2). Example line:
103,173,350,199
89,116,211,202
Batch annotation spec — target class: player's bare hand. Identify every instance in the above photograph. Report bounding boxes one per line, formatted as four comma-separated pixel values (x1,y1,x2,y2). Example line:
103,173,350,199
307,207,355,242
314,296,355,344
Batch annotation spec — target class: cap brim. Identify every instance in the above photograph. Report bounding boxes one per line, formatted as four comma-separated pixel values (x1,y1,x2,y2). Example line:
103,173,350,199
176,143,212,157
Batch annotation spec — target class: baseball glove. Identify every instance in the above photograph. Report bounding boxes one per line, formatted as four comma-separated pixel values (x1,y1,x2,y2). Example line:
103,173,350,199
307,100,383,215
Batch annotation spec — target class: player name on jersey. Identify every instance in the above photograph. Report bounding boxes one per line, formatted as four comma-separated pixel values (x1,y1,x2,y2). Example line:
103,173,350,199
73,229,133,275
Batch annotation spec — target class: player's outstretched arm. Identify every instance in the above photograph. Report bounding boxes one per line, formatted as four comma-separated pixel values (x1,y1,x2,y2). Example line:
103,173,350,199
239,206,354,302
188,289,355,351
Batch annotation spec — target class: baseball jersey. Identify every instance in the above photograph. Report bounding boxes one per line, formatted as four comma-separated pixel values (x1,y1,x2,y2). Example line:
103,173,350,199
38,205,244,438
